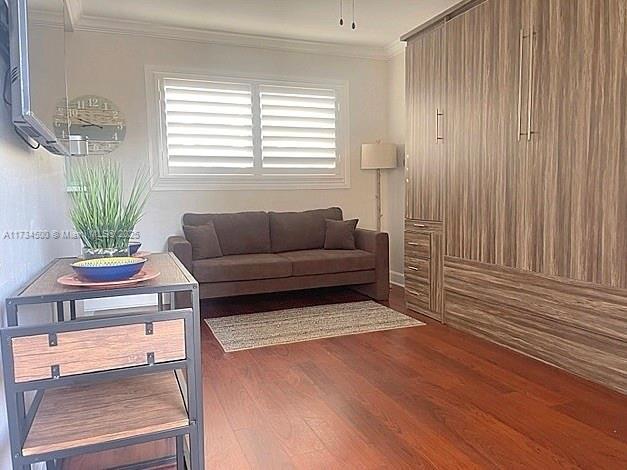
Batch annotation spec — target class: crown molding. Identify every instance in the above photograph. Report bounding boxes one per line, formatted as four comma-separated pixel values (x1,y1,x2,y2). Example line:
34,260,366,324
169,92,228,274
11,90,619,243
384,40,406,58
63,0,83,31
30,9,64,28
31,9,403,60
72,14,398,60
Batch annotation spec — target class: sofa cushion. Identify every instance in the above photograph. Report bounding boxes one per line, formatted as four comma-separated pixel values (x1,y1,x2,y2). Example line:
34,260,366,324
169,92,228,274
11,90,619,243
192,253,292,283
183,211,270,256
278,249,375,276
269,207,343,253
324,219,358,250
183,222,223,260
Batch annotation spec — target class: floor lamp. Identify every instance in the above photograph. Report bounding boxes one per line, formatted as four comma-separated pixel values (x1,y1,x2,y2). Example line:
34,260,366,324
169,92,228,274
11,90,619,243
361,142,397,231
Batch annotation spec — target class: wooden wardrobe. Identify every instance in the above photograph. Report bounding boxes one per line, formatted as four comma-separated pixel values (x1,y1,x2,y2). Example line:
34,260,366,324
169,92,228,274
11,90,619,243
403,0,627,393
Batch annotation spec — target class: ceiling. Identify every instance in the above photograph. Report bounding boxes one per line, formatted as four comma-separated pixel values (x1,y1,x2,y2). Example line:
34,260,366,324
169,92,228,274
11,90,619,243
72,0,458,49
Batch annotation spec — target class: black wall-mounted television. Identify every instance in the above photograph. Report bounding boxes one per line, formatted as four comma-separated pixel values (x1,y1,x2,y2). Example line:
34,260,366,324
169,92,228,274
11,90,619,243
7,0,70,155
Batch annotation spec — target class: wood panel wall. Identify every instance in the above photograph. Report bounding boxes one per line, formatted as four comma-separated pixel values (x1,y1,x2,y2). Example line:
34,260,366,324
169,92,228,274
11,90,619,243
405,26,444,221
404,0,627,393
444,257,627,394
527,0,627,288
443,0,627,288
444,0,527,266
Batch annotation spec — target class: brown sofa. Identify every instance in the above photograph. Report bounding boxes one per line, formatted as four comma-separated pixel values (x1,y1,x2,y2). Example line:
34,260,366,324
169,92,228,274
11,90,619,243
167,207,389,302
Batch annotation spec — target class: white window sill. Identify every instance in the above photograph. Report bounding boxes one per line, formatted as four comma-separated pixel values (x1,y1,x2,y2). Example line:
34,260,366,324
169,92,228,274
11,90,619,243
151,173,350,191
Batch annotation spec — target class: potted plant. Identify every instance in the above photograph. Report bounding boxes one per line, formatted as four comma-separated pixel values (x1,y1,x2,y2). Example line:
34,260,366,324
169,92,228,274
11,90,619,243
67,158,151,258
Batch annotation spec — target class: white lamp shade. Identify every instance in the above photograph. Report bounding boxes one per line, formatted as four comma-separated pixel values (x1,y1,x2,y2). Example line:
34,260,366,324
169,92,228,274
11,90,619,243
361,142,397,169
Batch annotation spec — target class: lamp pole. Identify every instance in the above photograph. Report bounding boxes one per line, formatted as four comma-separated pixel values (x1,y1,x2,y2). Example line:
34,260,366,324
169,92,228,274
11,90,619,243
376,168,382,231
361,141,396,233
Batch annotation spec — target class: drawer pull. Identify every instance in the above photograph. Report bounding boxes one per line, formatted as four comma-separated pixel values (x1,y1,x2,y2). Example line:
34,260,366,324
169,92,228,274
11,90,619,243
407,242,421,246
413,223,427,228
407,266,420,271
406,288,426,297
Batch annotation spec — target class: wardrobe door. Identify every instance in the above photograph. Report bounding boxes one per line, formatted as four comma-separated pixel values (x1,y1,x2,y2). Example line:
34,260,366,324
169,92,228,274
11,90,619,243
405,26,444,222
445,0,527,266
528,0,626,288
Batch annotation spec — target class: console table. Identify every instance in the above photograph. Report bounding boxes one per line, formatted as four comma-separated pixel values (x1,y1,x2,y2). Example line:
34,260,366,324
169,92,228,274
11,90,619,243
2,252,204,469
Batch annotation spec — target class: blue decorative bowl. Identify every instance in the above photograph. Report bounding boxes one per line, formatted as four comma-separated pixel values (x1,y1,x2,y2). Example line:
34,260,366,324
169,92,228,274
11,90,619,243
71,257,146,282
128,242,142,255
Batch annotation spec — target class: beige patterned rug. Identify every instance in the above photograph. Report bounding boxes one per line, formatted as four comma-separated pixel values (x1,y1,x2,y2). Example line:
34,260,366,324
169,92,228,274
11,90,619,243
205,300,425,352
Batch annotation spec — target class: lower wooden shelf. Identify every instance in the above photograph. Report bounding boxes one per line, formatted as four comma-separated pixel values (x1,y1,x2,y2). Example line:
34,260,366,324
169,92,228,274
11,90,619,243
23,371,189,456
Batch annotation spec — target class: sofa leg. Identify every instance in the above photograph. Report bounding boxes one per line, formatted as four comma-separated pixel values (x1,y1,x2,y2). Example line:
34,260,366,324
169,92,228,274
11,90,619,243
352,282,390,301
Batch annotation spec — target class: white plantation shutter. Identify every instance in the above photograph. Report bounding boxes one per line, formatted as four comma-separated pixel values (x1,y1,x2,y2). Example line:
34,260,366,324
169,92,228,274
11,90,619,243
162,78,254,171
259,85,337,169
152,71,347,188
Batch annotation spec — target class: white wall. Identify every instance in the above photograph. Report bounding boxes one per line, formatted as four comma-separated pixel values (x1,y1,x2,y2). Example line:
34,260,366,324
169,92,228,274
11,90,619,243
0,26,407,469
65,32,391,253
0,63,76,468
384,51,406,285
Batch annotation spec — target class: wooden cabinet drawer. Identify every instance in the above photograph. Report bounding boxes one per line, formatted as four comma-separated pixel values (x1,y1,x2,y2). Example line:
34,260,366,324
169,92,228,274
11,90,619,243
404,219,443,322
405,279,430,312
405,219,443,234
405,232,431,259
405,257,430,283
11,319,186,383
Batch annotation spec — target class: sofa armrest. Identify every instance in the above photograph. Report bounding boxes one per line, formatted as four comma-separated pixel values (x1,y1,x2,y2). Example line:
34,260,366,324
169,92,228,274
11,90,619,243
167,235,192,273
353,229,390,300
355,228,387,254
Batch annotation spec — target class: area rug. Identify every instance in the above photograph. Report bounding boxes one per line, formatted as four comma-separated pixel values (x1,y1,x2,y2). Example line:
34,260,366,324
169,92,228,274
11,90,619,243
205,300,425,352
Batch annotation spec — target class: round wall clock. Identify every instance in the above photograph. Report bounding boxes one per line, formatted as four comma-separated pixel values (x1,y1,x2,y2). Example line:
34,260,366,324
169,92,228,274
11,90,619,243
54,95,126,155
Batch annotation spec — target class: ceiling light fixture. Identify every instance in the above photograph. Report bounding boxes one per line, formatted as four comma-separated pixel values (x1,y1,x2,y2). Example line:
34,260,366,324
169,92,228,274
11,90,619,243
352,0,356,29
339,0,344,25
338,0,356,29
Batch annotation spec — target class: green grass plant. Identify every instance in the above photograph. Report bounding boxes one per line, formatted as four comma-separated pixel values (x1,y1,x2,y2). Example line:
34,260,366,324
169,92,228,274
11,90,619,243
67,158,150,251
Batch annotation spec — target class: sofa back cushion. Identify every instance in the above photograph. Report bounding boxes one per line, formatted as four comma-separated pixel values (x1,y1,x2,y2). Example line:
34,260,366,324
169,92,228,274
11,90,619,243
269,207,343,253
182,211,270,255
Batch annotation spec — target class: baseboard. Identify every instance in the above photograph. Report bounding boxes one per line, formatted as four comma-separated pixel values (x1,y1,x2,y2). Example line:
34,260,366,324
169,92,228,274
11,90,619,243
390,270,405,287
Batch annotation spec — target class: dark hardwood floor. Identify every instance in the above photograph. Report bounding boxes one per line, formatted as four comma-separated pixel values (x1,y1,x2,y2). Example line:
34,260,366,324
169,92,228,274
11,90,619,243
66,285,627,469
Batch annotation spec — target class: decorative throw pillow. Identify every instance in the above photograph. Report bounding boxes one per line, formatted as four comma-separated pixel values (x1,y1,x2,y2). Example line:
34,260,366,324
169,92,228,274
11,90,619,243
183,222,223,260
324,219,359,250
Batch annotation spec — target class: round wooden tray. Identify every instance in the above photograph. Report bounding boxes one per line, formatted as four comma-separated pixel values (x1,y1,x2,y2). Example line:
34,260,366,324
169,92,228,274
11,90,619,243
57,267,160,288
132,250,151,258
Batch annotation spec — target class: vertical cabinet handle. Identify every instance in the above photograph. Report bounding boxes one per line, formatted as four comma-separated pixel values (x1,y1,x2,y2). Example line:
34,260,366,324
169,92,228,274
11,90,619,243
405,155,410,217
526,29,536,141
436,109,444,142
517,28,525,141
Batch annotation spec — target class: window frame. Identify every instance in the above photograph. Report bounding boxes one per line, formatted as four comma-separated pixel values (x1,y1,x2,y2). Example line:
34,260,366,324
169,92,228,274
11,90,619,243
145,66,350,190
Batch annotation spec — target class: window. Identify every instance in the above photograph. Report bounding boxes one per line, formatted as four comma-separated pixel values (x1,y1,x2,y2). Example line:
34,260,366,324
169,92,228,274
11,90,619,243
259,85,337,170
147,69,349,190
163,79,255,171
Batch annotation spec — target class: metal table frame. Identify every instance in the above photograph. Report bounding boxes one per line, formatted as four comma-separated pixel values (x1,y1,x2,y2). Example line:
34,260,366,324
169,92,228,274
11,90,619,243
3,253,205,469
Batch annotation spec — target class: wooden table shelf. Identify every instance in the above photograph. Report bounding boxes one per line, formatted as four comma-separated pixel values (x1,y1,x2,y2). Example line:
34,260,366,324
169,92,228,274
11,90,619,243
23,371,188,457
